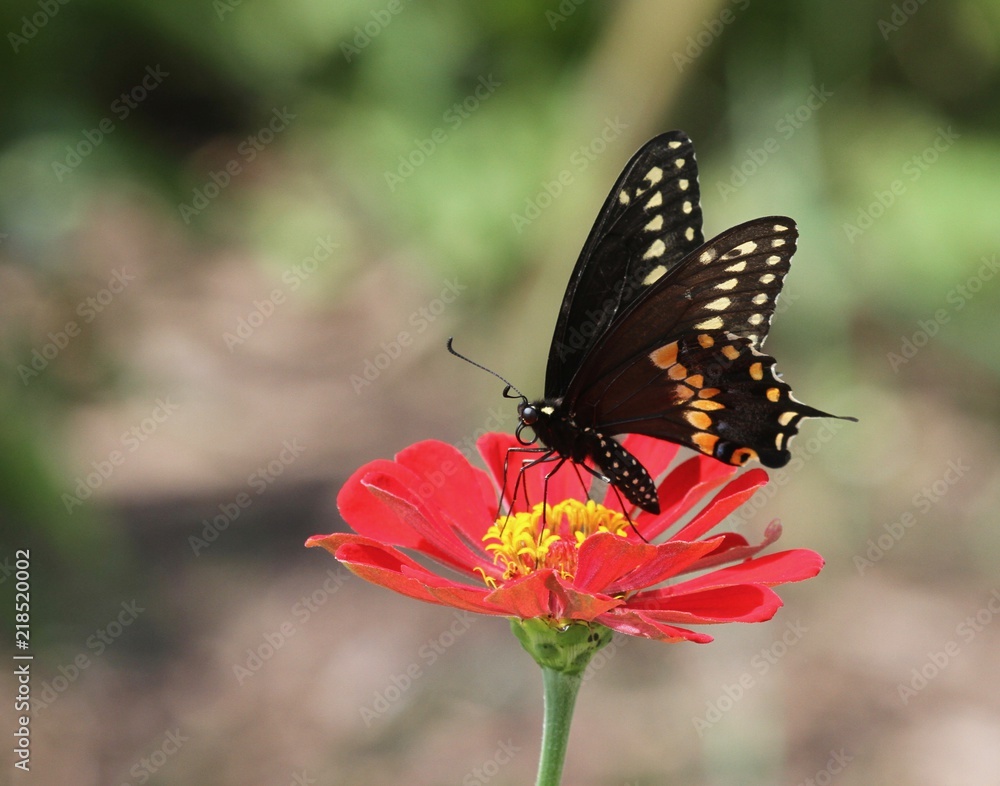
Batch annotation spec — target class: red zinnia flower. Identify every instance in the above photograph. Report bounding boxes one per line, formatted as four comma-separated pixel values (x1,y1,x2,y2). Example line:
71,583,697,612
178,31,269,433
307,433,822,643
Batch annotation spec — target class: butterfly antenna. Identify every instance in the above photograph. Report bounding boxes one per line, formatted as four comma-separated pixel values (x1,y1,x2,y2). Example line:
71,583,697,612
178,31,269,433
446,338,526,401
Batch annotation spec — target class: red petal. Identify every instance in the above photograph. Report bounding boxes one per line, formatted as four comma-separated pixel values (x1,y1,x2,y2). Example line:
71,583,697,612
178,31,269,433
359,470,492,575
605,537,725,594
680,521,780,575
628,584,782,624
597,608,714,643
573,532,656,592
395,440,496,545
672,468,769,541
306,533,506,614
639,455,737,538
672,549,825,592
485,570,621,620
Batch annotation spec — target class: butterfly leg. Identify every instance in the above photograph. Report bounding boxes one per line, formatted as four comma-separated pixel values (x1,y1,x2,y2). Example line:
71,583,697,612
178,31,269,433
500,444,552,522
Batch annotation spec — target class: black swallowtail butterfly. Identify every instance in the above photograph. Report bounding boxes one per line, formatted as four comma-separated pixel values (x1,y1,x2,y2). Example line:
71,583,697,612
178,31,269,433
450,131,854,515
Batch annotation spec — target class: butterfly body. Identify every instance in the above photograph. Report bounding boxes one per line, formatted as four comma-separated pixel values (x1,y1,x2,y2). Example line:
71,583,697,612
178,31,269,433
503,130,854,515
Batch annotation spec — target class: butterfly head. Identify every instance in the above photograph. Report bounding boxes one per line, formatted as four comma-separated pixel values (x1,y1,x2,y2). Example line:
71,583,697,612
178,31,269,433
515,401,542,446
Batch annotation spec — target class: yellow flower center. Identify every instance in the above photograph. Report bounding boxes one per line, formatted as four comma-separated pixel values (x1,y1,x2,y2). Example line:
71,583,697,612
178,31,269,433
480,499,630,586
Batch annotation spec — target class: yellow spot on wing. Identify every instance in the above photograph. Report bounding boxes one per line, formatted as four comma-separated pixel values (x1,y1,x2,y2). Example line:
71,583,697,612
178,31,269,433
715,278,738,291
766,387,780,402
687,374,704,388
691,399,724,411
685,227,695,241
643,239,666,260
700,249,717,264
722,345,740,361
643,265,667,285
725,261,746,273
644,215,664,232
760,273,775,284
697,334,715,348
778,411,796,426
705,297,731,311
696,316,724,330
749,362,764,381
645,166,664,184
674,157,685,169
679,178,689,190
645,192,663,209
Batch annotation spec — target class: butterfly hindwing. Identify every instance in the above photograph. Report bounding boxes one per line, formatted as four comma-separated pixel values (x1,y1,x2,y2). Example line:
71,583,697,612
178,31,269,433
584,331,830,468
544,131,704,398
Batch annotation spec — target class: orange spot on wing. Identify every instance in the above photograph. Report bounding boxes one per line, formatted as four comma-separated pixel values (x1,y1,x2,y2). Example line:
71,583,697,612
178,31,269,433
649,342,678,369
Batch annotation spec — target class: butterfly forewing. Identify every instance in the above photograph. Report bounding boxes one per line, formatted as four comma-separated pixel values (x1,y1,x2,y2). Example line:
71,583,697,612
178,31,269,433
545,131,704,398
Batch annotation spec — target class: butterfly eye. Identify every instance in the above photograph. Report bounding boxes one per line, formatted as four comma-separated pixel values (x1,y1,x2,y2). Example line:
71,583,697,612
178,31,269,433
518,404,539,426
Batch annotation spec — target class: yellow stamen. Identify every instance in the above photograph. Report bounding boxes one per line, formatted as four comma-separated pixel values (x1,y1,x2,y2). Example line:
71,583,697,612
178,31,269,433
483,500,630,583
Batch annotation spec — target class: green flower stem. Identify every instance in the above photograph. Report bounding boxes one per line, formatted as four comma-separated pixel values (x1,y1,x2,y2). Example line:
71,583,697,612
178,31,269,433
510,619,614,786
536,666,583,786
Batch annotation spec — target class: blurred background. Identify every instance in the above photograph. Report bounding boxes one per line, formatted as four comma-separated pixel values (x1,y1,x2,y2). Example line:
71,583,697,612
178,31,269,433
1,0,999,783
